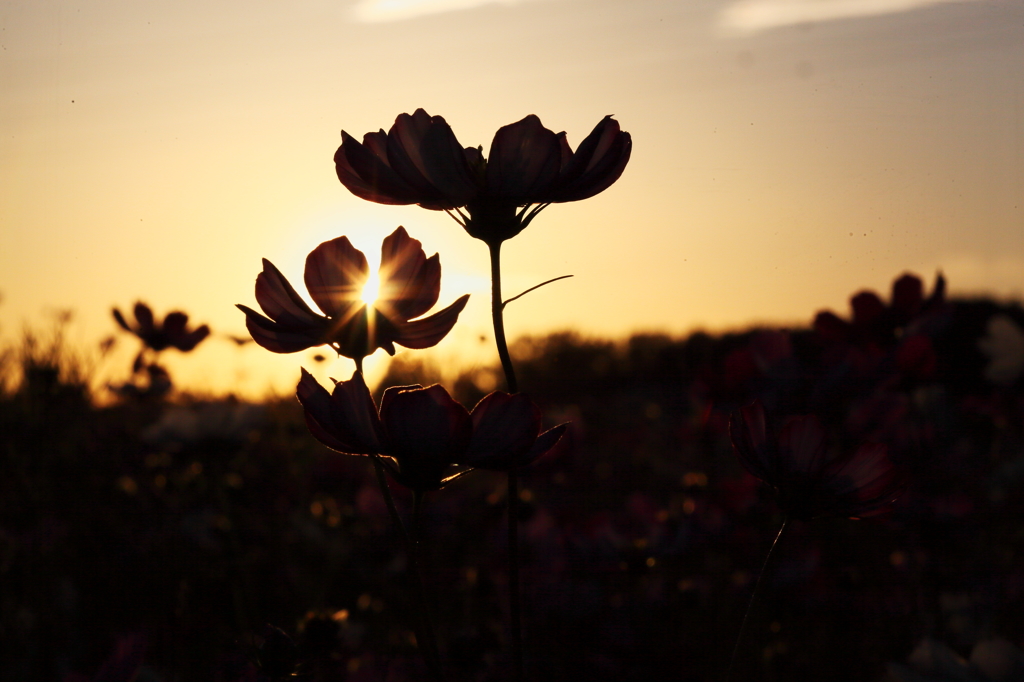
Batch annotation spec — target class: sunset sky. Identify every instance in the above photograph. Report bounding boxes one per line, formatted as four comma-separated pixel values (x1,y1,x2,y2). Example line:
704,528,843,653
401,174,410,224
1,0,1021,397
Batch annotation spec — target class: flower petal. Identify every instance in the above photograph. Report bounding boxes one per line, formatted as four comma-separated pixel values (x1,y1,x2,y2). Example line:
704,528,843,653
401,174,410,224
387,110,476,208
134,302,155,333
777,415,828,476
391,294,469,350
304,237,369,319
485,115,562,201
296,369,382,454
177,325,210,352
462,392,542,470
380,384,471,490
523,423,568,466
823,442,904,517
238,304,322,353
255,259,324,328
335,130,424,205
113,308,132,332
543,116,632,203
377,227,440,321
163,312,188,337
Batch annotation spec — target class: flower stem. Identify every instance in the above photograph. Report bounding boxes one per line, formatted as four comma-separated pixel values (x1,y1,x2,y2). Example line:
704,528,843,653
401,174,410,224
725,517,789,682
488,241,524,682
370,456,445,682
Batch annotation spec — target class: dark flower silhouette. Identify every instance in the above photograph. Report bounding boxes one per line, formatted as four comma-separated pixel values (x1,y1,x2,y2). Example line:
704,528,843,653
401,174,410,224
112,302,210,352
237,227,469,362
813,272,946,349
297,369,565,491
729,400,905,520
334,109,631,245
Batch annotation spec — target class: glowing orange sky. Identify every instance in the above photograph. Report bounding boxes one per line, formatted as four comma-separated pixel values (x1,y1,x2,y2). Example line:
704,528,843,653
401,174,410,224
1,0,1021,397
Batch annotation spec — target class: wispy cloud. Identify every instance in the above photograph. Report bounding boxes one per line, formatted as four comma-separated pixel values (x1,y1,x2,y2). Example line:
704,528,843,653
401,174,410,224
351,0,534,23
718,0,988,37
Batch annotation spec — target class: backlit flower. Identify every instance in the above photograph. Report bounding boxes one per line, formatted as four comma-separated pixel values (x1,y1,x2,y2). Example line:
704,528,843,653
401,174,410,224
297,370,566,491
237,227,469,361
113,302,210,352
334,109,631,245
729,400,905,520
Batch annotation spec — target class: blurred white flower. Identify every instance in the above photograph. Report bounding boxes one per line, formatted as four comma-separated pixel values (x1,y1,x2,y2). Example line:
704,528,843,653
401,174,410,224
143,400,265,444
887,638,1024,682
977,314,1024,386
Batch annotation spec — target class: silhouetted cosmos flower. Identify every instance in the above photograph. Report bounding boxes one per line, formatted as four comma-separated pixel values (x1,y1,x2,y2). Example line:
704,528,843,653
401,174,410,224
729,400,905,520
813,271,946,348
113,302,210,352
237,227,469,361
334,109,631,245
297,369,566,492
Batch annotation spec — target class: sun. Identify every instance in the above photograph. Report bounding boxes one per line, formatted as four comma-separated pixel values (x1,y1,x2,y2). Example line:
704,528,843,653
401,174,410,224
361,271,380,305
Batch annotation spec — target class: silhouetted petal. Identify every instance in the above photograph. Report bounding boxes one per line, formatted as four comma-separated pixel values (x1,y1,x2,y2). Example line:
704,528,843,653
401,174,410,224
486,115,562,200
851,291,885,325
334,130,423,205
891,273,924,322
541,115,633,203
134,302,155,333
304,236,368,319
380,384,472,491
463,392,541,469
296,368,382,454
238,304,323,354
255,259,325,328
112,308,132,332
377,227,440,320
392,294,470,350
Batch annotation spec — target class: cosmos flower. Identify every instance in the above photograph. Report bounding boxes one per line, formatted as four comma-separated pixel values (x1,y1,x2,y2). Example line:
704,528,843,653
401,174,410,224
113,302,210,352
813,272,946,348
334,109,631,245
297,369,566,491
729,400,905,520
237,227,469,362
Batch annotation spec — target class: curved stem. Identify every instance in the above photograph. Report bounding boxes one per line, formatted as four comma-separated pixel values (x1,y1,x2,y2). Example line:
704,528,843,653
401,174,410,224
489,242,518,394
488,241,523,682
725,517,789,682
370,457,445,682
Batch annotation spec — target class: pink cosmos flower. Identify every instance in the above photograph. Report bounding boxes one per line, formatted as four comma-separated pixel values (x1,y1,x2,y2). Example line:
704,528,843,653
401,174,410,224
237,227,469,361
113,302,210,352
334,109,631,245
297,369,566,491
729,400,905,520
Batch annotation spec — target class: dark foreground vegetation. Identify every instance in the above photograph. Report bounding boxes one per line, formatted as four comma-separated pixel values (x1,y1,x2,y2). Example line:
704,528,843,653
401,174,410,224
2,281,1023,681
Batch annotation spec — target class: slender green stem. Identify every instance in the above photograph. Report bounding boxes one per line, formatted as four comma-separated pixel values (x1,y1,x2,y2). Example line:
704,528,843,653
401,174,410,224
370,457,445,682
725,517,789,682
488,241,523,682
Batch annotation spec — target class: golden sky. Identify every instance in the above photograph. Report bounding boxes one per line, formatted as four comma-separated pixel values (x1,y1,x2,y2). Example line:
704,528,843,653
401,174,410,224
1,0,1022,397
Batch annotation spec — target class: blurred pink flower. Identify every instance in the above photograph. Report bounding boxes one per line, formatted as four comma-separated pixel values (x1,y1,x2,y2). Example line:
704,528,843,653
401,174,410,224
729,400,905,520
297,370,565,491
335,109,631,245
237,227,468,361
113,302,209,352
